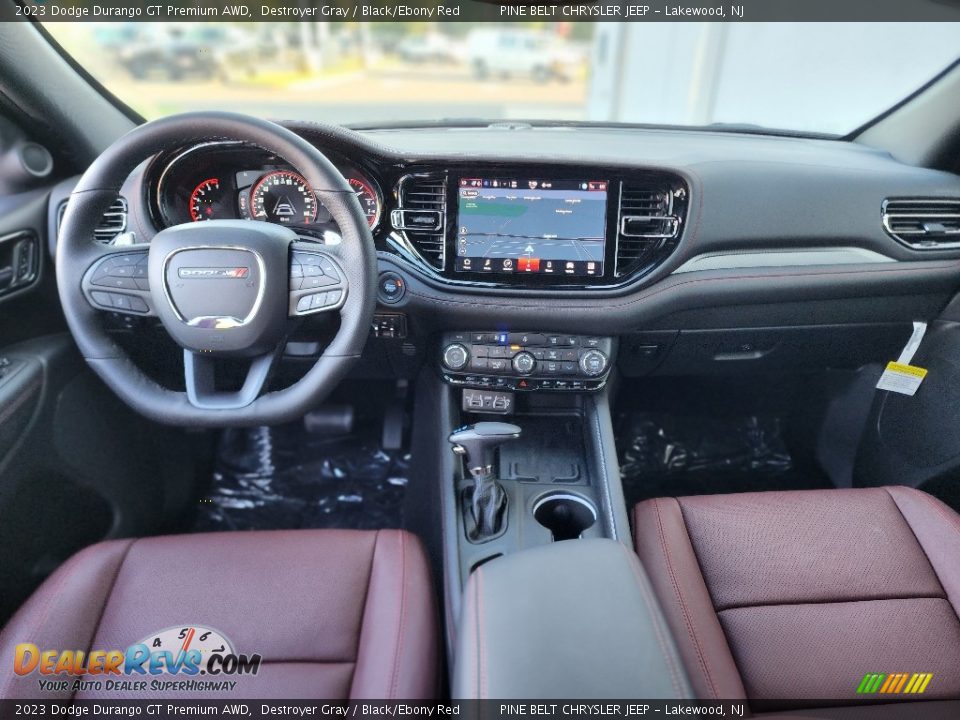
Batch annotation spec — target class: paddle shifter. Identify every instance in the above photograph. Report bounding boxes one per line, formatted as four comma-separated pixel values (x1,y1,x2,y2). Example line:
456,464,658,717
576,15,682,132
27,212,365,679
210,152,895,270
449,422,521,538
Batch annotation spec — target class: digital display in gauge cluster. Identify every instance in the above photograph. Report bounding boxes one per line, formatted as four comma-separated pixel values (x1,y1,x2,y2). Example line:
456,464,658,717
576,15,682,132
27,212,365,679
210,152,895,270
156,146,383,231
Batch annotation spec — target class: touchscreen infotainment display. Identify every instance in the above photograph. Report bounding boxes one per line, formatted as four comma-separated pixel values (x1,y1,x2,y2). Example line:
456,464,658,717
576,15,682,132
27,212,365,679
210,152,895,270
455,177,608,277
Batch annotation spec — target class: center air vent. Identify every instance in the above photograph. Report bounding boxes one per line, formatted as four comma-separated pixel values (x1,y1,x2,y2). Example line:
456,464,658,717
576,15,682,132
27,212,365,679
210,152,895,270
883,199,960,249
58,196,128,243
615,181,684,277
392,175,447,270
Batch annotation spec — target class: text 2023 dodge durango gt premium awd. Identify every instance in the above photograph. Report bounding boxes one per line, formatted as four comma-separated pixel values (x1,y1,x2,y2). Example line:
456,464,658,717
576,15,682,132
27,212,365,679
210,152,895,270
1,19,960,716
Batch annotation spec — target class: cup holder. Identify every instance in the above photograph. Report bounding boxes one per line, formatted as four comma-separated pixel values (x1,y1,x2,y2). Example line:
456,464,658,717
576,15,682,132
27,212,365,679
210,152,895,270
533,493,597,541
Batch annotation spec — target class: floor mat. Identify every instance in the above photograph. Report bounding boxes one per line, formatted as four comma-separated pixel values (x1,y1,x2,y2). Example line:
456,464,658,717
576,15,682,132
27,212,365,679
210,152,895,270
192,423,409,532
616,412,832,508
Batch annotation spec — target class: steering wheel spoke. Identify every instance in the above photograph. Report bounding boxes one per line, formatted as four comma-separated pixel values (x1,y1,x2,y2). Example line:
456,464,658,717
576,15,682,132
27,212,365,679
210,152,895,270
81,245,155,317
183,350,276,410
288,246,348,317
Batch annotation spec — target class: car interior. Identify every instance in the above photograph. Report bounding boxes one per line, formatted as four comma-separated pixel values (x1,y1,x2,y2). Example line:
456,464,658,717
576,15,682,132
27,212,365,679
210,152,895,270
1,18,960,715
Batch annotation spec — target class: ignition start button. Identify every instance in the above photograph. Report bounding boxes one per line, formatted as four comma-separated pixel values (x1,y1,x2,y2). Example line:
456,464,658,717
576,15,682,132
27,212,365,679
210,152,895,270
378,272,406,304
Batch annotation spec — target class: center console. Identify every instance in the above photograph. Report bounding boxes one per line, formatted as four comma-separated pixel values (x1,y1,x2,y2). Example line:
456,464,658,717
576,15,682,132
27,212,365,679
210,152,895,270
439,331,616,397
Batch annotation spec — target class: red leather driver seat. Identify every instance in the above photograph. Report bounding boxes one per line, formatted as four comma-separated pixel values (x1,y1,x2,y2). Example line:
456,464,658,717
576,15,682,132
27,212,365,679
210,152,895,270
0,529,439,700
633,486,960,710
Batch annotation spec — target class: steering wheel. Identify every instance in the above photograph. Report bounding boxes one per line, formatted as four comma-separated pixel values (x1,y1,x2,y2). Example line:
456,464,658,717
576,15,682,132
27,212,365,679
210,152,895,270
56,112,376,427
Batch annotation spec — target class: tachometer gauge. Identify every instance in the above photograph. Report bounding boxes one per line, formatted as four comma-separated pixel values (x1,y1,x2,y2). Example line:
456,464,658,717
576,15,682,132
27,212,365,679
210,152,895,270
348,176,382,228
250,170,317,224
189,178,226,222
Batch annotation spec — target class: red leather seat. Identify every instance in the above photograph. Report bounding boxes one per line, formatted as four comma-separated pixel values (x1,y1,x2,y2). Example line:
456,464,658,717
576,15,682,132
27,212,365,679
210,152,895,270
634,487,960,709
0,529,439,700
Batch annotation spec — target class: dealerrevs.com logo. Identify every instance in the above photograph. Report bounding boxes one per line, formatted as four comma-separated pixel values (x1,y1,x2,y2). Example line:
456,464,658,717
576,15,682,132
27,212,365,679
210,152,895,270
13,625,261,694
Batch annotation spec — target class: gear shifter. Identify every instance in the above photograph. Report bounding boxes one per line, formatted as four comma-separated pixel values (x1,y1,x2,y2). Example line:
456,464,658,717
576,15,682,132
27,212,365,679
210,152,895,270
448,422,521,538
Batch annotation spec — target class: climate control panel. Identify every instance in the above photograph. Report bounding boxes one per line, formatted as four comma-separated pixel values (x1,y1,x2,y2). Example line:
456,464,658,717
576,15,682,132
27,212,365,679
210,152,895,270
440,332,615,392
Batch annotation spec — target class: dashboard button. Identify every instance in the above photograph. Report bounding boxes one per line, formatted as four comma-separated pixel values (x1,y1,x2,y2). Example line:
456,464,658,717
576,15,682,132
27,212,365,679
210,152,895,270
442,343,470,371
511,351,536,375
509,333,546,346
488,358,508,372
579,349,609,377
377,272,405,304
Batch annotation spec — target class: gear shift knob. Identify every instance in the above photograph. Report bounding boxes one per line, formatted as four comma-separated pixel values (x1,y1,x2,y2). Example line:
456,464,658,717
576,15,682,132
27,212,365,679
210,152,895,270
448,422,521,478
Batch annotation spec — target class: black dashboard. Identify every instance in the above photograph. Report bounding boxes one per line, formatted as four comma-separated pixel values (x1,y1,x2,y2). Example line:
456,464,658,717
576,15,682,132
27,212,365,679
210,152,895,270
141,134,690,292
47,121,960,379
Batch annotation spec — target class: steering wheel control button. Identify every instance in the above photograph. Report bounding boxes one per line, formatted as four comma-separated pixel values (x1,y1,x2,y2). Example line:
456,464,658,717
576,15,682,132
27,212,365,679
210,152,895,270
443,343,470,371
289,250,347,317
90,290,149,314
90,252,150,290
580,349,609,377
378,272,406,304
511,351,536,375
440,332,615,392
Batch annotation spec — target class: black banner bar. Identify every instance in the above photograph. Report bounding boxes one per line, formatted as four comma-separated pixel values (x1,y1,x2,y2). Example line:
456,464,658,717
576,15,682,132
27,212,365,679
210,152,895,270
5,0,960,22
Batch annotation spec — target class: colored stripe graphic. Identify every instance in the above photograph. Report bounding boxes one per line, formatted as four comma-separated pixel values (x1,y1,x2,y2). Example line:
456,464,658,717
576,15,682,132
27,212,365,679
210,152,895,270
857,673,932,694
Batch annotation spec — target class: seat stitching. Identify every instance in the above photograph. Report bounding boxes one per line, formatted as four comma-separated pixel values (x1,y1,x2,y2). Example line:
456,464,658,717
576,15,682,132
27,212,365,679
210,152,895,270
885,487,960,626
71,538,138,701
619,542,686,699
717,593,946,612
649,498,720,699
389,531,408,700
348,530,381,698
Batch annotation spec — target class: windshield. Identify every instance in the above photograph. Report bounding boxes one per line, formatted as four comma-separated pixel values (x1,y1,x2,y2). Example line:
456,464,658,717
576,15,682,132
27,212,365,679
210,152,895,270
45,22,960,136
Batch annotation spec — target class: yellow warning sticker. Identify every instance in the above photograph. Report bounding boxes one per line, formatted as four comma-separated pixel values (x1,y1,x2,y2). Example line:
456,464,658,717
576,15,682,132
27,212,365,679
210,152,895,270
886,362,928,378
876,362,928,396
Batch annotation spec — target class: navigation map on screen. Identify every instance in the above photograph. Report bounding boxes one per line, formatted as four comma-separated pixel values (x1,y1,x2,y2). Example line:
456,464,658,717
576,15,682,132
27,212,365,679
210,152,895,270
455,178,608,277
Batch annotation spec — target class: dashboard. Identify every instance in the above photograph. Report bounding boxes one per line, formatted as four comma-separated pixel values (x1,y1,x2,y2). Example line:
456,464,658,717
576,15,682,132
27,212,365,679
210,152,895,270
40,119,960,385
57,120,960,349
144,137,690,292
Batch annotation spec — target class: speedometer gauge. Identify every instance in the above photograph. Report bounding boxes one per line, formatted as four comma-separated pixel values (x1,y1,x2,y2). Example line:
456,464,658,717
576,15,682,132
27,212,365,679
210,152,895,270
189,178,226,222
348,176,382,228
250,170,317,224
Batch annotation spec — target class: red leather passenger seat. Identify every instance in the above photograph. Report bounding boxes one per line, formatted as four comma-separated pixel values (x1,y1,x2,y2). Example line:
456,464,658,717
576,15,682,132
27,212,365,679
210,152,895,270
634,487,960,708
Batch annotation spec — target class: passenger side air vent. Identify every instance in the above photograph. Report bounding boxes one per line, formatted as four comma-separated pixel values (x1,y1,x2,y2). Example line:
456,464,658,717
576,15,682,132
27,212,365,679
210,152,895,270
57,196,129,243
615,181,683,277
883,199,960,249
392,176,447,270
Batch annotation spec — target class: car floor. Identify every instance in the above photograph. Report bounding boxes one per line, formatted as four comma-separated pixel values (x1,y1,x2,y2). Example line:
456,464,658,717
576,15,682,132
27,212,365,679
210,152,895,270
190,420,409,533
613,375,834,508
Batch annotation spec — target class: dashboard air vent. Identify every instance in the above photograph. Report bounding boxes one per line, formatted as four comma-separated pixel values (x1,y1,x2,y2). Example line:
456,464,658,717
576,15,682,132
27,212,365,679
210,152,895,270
615,182,682,276
393,176,447,270
883,199,960,249
58,196,129,243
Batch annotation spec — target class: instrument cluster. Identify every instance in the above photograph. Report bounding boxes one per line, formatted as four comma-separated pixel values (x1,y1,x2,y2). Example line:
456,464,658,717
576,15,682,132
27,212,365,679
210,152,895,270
153,142,383,232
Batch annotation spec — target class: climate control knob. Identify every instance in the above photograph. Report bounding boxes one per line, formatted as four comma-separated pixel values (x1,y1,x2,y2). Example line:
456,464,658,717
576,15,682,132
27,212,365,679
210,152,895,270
579,349,608,377
512,351,536,375
442,343,470,371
